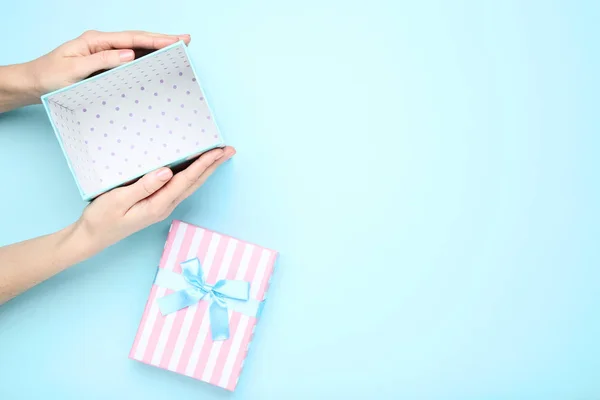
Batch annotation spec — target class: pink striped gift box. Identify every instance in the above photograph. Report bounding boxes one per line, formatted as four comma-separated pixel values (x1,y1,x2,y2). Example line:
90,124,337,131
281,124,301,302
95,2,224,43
129,220,278,391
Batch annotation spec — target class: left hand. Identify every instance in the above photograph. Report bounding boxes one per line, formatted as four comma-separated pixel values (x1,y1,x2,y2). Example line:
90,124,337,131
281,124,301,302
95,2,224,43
28,30,191,100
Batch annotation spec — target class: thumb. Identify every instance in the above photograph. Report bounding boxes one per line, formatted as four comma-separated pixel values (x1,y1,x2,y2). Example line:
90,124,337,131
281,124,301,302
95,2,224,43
76,49,135,77
119,167,173,206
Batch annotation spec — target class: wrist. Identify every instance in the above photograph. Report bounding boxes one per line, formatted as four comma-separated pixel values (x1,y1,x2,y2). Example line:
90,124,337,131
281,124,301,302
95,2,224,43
52,220,104,270
22,61,44,101
68,218,105,262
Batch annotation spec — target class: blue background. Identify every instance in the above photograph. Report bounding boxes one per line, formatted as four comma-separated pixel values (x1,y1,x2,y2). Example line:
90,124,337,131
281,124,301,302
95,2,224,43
0,0,599,398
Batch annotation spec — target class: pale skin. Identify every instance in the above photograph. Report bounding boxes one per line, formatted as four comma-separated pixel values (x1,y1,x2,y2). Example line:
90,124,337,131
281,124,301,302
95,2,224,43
0,30,236,304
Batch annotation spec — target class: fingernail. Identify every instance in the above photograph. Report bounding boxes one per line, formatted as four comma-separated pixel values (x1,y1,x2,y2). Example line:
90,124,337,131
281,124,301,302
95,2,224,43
119,50,134,61
178,34,191,44
156,168,172,181
223,149,235,162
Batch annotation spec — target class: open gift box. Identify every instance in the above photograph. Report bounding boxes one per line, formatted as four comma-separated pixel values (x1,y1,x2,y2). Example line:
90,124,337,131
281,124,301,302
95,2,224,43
41,41,224,201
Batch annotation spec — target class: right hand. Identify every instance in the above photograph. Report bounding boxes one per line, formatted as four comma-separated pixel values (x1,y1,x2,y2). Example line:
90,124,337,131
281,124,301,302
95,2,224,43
75,146,236,256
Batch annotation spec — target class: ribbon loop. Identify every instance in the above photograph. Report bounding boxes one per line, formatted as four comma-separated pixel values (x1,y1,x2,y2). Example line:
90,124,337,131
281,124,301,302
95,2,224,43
212,280,250,301
156,258,251,341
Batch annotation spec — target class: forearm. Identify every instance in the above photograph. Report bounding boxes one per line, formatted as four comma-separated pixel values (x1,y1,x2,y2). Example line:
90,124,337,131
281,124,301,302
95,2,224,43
0,221,96,304
0,63,39,113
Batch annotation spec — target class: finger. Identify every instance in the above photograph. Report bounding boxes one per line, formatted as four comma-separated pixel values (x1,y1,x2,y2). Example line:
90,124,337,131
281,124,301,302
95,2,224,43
174,147,236,204
115,167,173,207
82,30,190,53
146,31,192,45
150,148,225,207
74,49,135,78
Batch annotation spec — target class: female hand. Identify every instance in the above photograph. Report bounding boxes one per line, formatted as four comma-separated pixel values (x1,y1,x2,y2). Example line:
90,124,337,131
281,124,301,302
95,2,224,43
1,30,190,112
77,146,236,257
0,146,236,303
29,30,191,100
38,31,234,253
0,31,236,303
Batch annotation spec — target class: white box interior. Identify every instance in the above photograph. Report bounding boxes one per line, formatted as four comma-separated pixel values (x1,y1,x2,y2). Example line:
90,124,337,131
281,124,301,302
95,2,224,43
44,42,223,199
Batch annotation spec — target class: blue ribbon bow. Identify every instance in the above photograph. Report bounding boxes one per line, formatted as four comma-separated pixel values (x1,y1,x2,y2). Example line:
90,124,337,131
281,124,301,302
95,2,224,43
156,258,256,341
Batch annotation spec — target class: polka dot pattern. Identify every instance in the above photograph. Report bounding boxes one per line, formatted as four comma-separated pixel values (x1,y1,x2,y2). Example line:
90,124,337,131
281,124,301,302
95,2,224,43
45,43,223,197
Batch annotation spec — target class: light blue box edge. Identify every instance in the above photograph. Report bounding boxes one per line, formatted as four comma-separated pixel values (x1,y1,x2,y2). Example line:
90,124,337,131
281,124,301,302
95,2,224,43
41,40,226,202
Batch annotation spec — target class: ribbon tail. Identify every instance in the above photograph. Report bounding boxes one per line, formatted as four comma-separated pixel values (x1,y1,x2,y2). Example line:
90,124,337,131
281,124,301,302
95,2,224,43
157,288,204,315
209,301,230,341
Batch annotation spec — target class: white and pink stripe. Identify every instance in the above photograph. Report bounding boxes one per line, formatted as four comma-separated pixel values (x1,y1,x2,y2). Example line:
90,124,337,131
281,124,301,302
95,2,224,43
129,220,278,391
